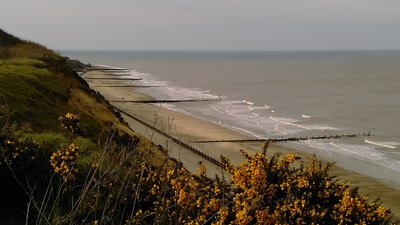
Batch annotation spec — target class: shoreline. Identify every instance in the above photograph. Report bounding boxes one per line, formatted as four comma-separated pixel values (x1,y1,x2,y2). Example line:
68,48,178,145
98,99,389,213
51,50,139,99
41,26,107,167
83,68,400,217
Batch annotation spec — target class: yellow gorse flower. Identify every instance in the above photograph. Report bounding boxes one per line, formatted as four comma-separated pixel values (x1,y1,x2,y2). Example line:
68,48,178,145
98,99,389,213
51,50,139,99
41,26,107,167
50,143,78,181
127,148,394,225
58,112,80,133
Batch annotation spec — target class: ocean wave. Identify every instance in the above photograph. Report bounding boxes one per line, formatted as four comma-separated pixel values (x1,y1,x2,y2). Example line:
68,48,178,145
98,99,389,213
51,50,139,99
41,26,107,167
274,125,288,135
131,70,151,77
329,142,384,161
251,106,270,111
217,121,265,139
94,64,128,70
299,140,386,162
163,85,218,100
309,141,400,173
269,116,312,130
305,124,340,131
302,140,333,155
243,100,255,105
207,102,337,137
211,105,225,115
112,72,131,75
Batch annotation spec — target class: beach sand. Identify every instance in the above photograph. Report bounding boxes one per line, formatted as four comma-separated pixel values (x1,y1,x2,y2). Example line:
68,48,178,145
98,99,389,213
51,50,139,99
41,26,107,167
83,69,400,217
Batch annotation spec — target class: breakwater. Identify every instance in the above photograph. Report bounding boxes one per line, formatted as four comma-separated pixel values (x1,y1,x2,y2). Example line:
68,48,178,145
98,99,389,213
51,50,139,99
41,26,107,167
110,98,218,104
116,108,224,168
191,132,372,143
84,77,143,81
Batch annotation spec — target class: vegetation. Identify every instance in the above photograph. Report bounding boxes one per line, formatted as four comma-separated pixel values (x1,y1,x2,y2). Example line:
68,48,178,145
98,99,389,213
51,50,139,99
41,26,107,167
1,110,396,224
0,28,167,160
0,29,397,224
0,28,170,223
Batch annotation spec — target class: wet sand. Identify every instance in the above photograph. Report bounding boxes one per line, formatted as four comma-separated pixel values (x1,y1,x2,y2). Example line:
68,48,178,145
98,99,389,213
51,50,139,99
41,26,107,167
83,69,400,217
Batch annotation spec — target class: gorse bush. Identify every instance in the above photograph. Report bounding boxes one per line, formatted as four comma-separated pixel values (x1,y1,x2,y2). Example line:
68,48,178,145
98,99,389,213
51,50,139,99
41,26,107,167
49,143,78,181
0,106,54,222
0,107,396,224
58,112,81,134
218,149,392,225
127,149,395,225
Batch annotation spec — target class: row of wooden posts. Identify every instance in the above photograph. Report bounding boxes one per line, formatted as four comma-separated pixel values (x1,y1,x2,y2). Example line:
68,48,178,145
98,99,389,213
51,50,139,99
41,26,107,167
110,98,219,104
83,68,224,167
116,108,225,168
191,132,372,144
82,70,219,103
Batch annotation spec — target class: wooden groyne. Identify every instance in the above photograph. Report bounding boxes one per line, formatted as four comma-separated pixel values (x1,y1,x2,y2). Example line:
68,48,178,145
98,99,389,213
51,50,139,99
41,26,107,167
110,98,219,104
74,67,131,77
118,109,224,168
115,108,224,168
85,74,131,77
87,68,130,72
190,132,372,144
84,78,143,81
75,69,129,73
93,85,165,88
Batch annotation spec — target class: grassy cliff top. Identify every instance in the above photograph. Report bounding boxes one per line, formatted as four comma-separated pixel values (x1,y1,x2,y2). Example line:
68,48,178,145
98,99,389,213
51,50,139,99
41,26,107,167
0,28,168,165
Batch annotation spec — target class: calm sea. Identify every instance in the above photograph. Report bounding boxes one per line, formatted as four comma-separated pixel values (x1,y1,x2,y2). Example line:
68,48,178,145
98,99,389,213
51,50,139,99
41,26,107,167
61,50,400,187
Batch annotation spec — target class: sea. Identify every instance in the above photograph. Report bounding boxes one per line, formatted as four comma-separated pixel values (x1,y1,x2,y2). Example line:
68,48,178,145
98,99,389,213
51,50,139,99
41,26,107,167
61,50,400,187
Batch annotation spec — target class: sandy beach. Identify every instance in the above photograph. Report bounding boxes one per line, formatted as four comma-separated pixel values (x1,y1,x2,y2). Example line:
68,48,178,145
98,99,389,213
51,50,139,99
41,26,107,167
83,69,400,216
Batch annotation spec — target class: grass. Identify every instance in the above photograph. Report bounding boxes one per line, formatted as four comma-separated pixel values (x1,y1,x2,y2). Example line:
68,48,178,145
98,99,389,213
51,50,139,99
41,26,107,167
0,58,69,130
0,28,172,172
0,30,124,135
22,132,96,152
0,28,178,224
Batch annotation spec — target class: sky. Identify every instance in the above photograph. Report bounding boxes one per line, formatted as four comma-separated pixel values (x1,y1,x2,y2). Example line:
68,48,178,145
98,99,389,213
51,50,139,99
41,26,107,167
1,0,400,51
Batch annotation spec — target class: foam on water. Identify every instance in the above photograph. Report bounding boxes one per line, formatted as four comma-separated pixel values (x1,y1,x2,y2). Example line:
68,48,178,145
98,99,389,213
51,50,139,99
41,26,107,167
216,121,265,139
243,100,255,105
112,72,132,75
328,142,384,161
269,116,312,130
304,124,341,131
365,140,398,149
95,64,127,70
299,138,400,174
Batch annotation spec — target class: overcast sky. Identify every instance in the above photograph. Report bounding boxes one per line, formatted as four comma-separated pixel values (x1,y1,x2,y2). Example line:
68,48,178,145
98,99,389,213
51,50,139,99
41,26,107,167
1,0,400,51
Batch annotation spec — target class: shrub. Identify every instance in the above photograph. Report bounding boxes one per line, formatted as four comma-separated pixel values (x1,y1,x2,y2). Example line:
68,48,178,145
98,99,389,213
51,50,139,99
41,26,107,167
0,109,396,225
58,112,80,134
127,148,395,225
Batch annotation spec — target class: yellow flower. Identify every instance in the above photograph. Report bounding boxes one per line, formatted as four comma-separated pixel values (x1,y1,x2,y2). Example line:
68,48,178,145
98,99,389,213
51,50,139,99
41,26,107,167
375,206,388,218
50,143,78,181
